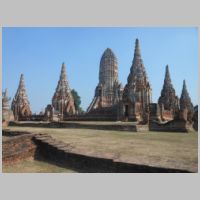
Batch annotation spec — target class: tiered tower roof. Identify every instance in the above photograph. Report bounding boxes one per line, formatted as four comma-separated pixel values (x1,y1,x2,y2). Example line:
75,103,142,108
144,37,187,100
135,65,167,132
52,62,75,115
158,65,178,111
12,74,31,107
123,39,151,104
127,38,150,88
11,74,32,119
180,80,193,112
52,62,72,103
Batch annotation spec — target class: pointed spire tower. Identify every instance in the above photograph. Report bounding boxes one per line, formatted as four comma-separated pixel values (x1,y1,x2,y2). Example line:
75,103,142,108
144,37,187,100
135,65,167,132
52,62,76,116
127,38,148,83
122,38,152,121
11,74,32,120
158,65,179,114
180,80,194,113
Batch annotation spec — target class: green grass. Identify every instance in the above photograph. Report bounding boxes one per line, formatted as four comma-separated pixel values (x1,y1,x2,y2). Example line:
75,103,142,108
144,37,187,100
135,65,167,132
6,126,198,172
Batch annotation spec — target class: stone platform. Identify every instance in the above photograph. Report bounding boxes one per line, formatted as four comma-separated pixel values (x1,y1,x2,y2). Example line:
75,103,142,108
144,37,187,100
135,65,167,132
9,121,149,132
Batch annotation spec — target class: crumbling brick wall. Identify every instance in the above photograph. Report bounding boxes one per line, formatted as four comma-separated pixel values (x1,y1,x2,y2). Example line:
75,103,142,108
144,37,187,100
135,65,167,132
2,131,37,164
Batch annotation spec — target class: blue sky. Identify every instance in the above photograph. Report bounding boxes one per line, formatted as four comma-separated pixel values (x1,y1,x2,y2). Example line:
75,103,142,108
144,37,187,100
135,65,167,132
2,27,198,113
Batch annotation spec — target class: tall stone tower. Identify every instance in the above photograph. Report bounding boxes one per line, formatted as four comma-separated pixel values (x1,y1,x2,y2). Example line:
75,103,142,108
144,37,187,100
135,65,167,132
11,74,32,120
52,62,76,117
179,80,194,122
122,39,152,122
158,65,179,121
87,48,123,112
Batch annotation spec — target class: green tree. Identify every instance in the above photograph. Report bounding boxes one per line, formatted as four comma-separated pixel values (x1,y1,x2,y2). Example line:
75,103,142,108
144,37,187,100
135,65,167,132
71,89,84,114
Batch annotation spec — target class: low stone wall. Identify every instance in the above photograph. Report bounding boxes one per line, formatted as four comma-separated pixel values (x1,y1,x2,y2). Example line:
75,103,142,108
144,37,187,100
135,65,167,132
149,119,194,132
33,133,191,173
9,121,142,131
2,130,37,164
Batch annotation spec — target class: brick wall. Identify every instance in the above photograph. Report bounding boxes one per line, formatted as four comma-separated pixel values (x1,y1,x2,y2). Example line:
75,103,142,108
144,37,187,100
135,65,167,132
2,131,37,164
149,119,194,132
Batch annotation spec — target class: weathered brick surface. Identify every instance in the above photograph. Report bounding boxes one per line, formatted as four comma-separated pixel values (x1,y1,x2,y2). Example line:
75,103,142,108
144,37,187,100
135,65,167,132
9,121,148,132
33,133,191,172
2,131,37,164
149,119,194,132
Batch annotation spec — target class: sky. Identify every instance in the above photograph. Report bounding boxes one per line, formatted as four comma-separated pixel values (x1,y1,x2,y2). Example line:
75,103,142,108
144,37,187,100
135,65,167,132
2,27,198,113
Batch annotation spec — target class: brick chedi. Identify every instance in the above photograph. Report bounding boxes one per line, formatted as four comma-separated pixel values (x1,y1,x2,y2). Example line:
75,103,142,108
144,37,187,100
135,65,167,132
11,74,32,120
87,48,123,113
158,65,179,121
52,62,76,118
179,80,194,122
122,39,152,122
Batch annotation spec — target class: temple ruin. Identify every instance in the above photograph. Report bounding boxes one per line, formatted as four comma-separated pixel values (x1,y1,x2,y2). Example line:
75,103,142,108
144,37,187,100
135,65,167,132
51,62,76,119
11,74,32,120
6,38,197,131
86,48,123,120
120,38,152,122
179,80,194,122
87,48,123,110
158,65,179,121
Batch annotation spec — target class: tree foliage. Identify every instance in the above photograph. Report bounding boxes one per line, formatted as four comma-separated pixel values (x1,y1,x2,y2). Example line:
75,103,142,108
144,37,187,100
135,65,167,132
71,89,84,113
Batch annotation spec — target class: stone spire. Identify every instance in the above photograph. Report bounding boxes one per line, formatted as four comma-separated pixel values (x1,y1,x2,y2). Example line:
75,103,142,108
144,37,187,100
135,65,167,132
122,39,151,122
158,65,179,112
11,74,32,120
128,38,148,82
99,48,119,89
52,62,76,116
54,62,71,97
180,80,194,113
87,48,122,112
124,39,151,105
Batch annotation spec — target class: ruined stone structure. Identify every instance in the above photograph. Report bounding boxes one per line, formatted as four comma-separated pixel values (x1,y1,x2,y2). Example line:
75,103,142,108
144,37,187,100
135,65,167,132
179,80,194,123
6,38,196,128
121,39,152,122
11,74,32,120
87,48,123,112
2,89,14,126
52,63,76,118
149,103,161,122
158,65,179,121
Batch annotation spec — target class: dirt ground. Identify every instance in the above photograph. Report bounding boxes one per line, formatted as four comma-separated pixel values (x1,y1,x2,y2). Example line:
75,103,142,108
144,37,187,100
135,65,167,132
3,158,76,173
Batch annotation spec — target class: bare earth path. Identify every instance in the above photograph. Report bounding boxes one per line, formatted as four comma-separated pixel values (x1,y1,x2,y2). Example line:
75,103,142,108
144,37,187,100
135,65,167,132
7,125,198,172
3,158,76,173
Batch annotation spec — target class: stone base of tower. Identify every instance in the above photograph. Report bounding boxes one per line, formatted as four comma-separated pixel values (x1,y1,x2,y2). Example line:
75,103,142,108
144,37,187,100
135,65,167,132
85,105,119,121
117,101,149,124
149,119,195,132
